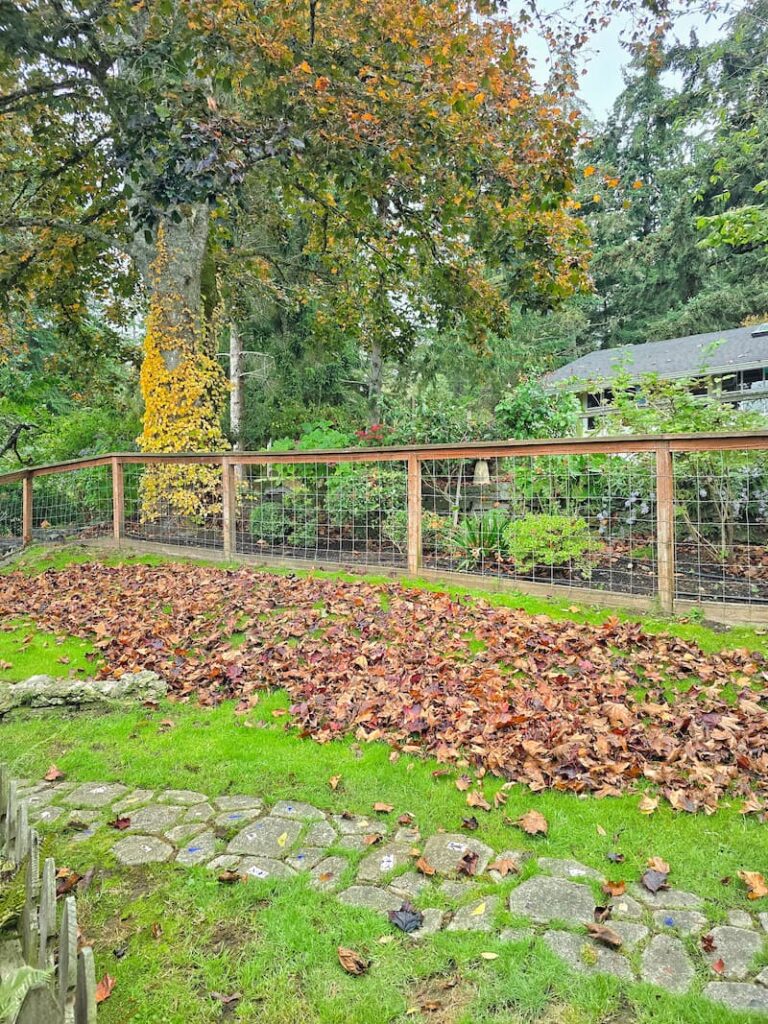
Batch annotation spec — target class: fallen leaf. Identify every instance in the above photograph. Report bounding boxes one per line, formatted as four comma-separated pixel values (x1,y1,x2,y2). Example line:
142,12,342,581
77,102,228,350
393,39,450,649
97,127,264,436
641,869,669,894
738,870,768,900
363,833,383,846
151,922,163,939
457,851,479,876
479,951,499,960
516,810,548,836
56,869,82,897
397,813,414,826
44,765,65,782
712,958,725,975
488,858,518,877
606,852,625,864
95,974,116,1004
647,856,670,875
217,870,242,884
602,880,626,897
461,815,479,831
337,947,370,975
467,791,491,812
701,933,717,953
638,795,659,815
328,775,342,790
586,923,623,949
108,816,131,831
373,802,394,813
455,775,472,792
388,902,424,933
415,857,435,876
210,992,241,1006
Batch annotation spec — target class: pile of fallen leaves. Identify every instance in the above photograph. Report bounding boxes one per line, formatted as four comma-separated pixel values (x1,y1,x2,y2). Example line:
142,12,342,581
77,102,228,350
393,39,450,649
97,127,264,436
2,562,768,812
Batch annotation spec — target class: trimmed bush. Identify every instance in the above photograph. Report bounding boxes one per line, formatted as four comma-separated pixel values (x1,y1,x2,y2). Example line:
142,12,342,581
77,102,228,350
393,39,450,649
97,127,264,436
504,512,599,571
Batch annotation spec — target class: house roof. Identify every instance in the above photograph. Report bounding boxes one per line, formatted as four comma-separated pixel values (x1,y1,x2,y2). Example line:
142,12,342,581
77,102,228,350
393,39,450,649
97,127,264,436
543,324,768,391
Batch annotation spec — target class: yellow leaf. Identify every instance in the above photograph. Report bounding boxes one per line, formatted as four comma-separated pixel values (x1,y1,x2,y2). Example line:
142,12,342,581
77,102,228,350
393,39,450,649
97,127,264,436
471,902,486,916
297,61,312,74
583,165,596,177
632,179,643,189
277,831,288,847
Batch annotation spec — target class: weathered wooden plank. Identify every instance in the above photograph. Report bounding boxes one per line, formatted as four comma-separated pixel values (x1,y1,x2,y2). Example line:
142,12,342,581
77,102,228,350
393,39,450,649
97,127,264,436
407,455,422,574
22,474,33,545
58,896,78,1006
655,443,676,615
39,857,57,961
25,829,40,901
74,946,97,1024
111,457,125,544
14,799,29,864
221,457,236,559
14,983,62,1024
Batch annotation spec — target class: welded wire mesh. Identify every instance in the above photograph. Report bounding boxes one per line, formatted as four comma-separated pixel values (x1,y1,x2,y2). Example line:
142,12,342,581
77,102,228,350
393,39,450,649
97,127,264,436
30,467,113,542
0,481,22,551
673,448,768,605
419,452,657,595
122,460,224,551
235,459,408,568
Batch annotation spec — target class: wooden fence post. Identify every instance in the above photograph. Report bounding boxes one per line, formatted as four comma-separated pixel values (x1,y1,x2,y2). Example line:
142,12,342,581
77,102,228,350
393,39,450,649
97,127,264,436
656,442,676,615
222,456,236,560
407,455,422,574
22,472,33,545
111,456,125,544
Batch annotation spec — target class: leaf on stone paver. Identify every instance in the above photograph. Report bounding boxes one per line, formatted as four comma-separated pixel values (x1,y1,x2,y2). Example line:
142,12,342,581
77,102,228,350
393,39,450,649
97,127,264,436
638,795,659,815
602,880,626,897
488,858,518,877
338,947,370,974
44,764,65,782
738,870,768,900
457,851,479,876
388,902,424,933
108,816,131,830
641,868,669,894
415,857,435,876
95,974,116,1004
461,816,479,831
586,923,623,949
466,791,491,812
373,802,394,813
516,810,548,836
701,933,717,953
711,958,725,974
363,833,382,846
594,906,612,923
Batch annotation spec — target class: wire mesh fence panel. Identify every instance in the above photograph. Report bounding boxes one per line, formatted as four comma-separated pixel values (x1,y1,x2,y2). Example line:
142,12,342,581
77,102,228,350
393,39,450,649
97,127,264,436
31,467,113,543
0,480,23,553
235,459,408,568
673,448,768,605
419,451,658,596
122,460,224,551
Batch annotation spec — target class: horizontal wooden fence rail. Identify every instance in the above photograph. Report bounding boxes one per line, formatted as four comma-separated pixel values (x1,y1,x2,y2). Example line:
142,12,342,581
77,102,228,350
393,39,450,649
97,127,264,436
5,430,768,622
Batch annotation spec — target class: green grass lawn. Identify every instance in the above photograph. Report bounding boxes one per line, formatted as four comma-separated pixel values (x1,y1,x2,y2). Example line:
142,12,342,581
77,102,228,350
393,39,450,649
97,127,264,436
1,545,768,1024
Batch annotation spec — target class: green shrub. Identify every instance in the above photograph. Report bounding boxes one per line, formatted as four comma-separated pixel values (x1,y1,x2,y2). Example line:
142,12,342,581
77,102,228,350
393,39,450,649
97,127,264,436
326,464,406,538
454,510,509,566
382,509,458,556
249,502,288,544
504,513,599,571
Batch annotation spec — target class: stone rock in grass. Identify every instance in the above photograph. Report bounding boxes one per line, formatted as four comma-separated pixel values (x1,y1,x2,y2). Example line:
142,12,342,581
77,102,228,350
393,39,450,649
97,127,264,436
420,834,494,876
157,789,207,806
27,790,56,809
176,831,218,866
240,857,296,881
609,921,649,950
332,814,386,838
215,808,263,829
206,855,242,873
610,895,644,921
544,931,634,981
357,843,413,883
215,795,264,813
538,858,601,881
227,817,301,858
114,790,155,814
287,848,327,871
704,926,763,980
310,856,349,891
394,827,421,844
629,884,702,910
447,896,498,933
756,967,768,987
488,850,531,882
499,928,534,944
439,879,479,902
388,872,431,902
305,821,337,847
337,886,403,914
409,909,444,940
113,835,174,866
165,823,206,844
640,934,694,993
33,806,64,826
63,782,127,807
126,803,184,834
508,877,596,926
0,670,166,716
271,800,325,822
703,983,768,1013
65,808,101,826
652,910,708,936
184,802,215,823
727,910,754,929
759,913,768,934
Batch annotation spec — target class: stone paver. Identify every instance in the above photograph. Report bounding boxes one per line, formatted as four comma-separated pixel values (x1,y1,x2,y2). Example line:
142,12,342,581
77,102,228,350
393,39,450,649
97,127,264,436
176,831,217,866
544,931,634,981
305,821,337,847
641,934,695,993
652,909,708,936
310,856,349,891
240,857,296,880
703,982,768,1013
610,921,649,950
421,834,494,876
337,885,402,914
389,871,430,901
357,842,413,883
34,806,64,825
227,816,302,858
63,782,127,807
113,834,175,866
206,855,241,873
271,799,325,822
287,847,327,871
538,857,601,881
630,884,702,910
157,788,208,805
610,895,644,921
165,823,206,844
126,803,184,833
215,808,263,828
727,909,754,929
215,795,264,812
488,849,530,882
447,896,498,933
439,879,479,902
184,801,215,823
704,926,763,980
500,927,534,943
508,877,595,926
410,908,444,940
114,789,155,813
757,967,768,988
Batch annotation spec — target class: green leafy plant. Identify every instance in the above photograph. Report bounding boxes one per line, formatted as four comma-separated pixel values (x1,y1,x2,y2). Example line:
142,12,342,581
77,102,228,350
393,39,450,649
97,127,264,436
504,513,600,572
454,510,509,567
249,502,288,544
326,464,406,539
382,509,458,556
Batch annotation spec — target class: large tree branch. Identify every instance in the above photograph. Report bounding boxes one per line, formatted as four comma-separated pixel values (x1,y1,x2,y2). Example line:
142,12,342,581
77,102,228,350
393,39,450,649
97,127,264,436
0,216,128,254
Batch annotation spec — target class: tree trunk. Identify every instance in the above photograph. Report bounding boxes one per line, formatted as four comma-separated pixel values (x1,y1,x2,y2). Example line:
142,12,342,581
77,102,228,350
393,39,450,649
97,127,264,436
229,320,245,450
368,336,383,422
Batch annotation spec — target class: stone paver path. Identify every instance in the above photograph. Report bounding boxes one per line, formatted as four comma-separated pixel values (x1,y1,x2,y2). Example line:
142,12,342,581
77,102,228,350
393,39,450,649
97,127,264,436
14,775,768,1016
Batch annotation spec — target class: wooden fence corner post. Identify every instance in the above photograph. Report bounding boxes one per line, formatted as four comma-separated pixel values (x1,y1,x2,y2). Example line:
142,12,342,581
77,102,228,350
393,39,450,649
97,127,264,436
407,454,422,575
655,442,676,615
222,456,236,560
111,457,124,546
22,472,33,545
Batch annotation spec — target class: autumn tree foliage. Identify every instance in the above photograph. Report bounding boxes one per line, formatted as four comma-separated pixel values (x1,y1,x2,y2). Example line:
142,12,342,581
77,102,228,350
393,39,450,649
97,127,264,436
0,0,703,468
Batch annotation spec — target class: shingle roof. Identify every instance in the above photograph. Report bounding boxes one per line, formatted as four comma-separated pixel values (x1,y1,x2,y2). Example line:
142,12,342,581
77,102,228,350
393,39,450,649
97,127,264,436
543,324,768,390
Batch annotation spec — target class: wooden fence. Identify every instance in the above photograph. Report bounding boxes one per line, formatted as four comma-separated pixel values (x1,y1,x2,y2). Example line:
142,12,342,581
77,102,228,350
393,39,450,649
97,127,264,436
4,430,768,621
0,766,97,1023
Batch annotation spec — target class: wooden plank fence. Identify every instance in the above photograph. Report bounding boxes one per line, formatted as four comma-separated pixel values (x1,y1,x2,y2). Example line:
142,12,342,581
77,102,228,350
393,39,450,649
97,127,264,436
0,765,97,1023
